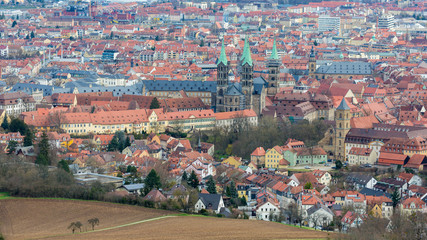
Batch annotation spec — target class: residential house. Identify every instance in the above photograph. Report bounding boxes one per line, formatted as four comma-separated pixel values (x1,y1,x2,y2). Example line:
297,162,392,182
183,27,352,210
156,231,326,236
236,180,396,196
251,147,265,167
306,203,334,228
312,170,332,186
397,173,422,186
256,198,280,221
344,192,367,214
346,173,378,190
366,195,393,219
265,146,284,168
283,147,327,167
347,147,377,165
341,211,364,232
194,193,225,214
400,197,426,215
143,189,167,203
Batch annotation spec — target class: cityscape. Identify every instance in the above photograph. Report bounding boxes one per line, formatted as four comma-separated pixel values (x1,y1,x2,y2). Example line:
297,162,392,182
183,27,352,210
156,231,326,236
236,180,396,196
0,0,426,239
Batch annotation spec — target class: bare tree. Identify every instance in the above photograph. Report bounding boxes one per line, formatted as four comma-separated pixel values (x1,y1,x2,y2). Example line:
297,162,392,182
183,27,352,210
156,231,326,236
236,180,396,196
88,218,99,230
68,221,83,233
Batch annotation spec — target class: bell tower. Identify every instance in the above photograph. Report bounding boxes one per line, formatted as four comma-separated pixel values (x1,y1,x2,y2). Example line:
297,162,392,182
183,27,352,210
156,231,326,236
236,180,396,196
308,46,317,77
241,36,254,110
216,39,229,112
267,38,280,96
335,98,351,162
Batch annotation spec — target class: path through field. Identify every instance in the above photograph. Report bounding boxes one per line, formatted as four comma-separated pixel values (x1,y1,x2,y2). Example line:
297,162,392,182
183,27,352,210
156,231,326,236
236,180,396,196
0,199,335,240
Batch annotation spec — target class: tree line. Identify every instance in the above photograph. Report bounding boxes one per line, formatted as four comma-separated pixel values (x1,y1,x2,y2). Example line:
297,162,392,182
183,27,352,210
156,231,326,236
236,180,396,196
191,116,332,160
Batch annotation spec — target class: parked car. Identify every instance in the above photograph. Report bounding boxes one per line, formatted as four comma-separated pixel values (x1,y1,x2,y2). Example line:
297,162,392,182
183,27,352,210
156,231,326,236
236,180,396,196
304,166,311,169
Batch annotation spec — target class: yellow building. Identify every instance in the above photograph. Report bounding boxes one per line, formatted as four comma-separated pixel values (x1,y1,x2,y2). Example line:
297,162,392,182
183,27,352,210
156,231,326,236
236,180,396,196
222,156,242,168
60,109,216,135
369,204,382,218
265,146,284,169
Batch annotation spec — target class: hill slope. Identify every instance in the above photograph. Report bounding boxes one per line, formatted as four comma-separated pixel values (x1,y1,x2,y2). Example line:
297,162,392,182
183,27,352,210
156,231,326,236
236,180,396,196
0,199,335,240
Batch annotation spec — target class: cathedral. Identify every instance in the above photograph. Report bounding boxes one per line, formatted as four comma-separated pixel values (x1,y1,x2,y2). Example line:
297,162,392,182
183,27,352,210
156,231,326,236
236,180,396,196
215,37,280,115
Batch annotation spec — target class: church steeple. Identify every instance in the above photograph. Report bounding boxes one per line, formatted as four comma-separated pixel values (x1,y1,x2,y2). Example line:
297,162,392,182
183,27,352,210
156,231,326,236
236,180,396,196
216,38,229,113
218,38,228,66
309,46,317,77
240,35,254,110
267,37,280,96
269,38,279,60
241,36,253,66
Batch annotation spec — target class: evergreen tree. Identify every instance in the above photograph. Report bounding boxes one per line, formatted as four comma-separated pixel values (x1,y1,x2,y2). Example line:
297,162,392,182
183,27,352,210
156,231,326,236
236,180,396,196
188,170,199,188
391,188,401,209
143,169,162,195
30,31,35,39
182,171,188,182
23,129,34,147
206,176,217,194
35,132,50,166
125,136,131,148
200,39,204,47
9,118,28,135
57,159,70,173
1,114,8,131
107,136,119,152
149,97,160,109
7,140,17,154
110,31,114,39
229,180,237,198
12,20,17,27
225,185,231,197
335,160,343,170
240,196,247,206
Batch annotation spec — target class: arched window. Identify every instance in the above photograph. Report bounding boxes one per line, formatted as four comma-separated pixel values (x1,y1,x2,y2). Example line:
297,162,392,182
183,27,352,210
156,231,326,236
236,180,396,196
339,123,342,128
339,113,342,119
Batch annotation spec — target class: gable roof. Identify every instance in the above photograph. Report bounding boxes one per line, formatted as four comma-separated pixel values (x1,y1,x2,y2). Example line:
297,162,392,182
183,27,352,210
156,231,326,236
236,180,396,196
198,193,222,210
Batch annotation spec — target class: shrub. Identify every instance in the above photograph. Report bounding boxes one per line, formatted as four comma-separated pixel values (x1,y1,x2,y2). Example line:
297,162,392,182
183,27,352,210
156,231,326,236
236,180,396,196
200,209,209,216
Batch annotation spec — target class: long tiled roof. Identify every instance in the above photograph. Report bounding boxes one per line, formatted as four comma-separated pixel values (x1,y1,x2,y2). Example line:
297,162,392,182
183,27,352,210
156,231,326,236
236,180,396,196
143,80,216,93
315,61,372,75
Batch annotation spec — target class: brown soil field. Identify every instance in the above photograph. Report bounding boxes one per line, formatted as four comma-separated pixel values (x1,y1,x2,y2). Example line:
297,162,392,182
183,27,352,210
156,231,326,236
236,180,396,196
0,199,170,240
54,216,336,240
0,199,336,240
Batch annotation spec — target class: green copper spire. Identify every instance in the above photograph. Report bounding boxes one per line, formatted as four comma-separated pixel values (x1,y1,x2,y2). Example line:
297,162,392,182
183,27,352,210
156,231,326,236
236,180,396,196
241,36,253,66
240,36,248,61
269,38,279,60
218,38,228,66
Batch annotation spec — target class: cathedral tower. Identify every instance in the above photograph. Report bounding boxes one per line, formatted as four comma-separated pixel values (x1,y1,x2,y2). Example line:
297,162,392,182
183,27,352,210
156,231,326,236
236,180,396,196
241,36,254,110
216,39,229,112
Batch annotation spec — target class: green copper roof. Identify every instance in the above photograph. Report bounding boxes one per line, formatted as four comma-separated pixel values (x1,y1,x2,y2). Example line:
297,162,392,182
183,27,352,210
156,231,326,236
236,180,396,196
218,39,228,66
269,38,279,60
240,36,248,61
241,36,253,66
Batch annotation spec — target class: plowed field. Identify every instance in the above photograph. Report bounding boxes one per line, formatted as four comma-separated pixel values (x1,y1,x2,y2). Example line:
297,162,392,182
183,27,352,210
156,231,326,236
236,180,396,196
0,199,335,240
